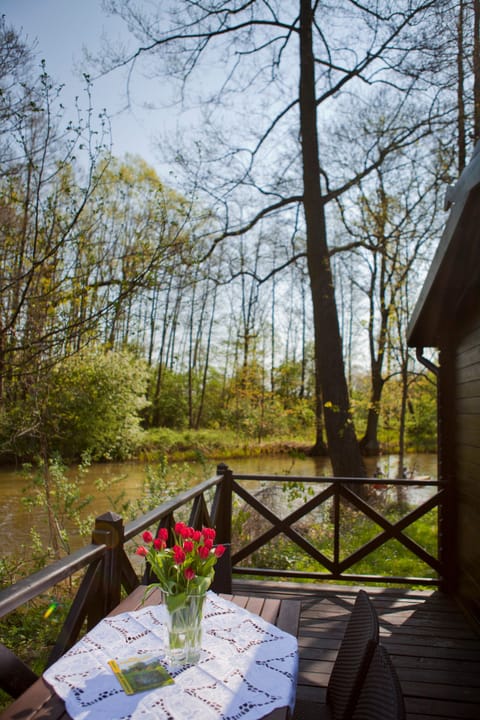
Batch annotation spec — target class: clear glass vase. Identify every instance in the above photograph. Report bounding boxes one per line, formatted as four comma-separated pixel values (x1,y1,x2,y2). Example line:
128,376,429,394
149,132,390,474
161,591,206,666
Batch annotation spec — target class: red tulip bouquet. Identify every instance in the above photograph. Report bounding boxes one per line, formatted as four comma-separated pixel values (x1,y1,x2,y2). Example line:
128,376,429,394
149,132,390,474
136,522,226,663
136,522,225,610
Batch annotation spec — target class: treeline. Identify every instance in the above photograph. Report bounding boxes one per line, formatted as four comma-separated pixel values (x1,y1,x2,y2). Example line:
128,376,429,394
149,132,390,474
2,2,473,465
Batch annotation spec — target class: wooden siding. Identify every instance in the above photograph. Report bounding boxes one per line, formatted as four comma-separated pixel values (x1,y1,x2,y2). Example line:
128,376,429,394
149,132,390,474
456,297,480,625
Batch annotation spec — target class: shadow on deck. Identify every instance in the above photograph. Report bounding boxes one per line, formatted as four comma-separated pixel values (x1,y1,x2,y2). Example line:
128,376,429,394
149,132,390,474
232,579,480,720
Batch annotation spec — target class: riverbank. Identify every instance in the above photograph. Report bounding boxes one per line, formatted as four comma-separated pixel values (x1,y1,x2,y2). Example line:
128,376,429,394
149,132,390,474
0,425,435,469
0,428,317,469
134,427,434,464
117,428,318,464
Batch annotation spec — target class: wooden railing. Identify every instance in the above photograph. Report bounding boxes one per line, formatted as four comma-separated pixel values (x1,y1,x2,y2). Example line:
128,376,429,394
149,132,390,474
0,463,443,701
0,465,233,700
230,473,443,586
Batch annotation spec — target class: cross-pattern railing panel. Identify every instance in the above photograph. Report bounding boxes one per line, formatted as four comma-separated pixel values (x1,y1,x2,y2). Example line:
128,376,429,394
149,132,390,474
230,474,443,586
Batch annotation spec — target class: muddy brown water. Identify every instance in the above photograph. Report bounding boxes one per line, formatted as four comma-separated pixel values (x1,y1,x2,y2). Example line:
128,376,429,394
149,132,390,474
0,453,437,556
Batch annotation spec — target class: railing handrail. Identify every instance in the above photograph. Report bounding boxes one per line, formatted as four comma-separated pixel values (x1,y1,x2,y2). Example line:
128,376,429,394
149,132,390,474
233,473,440,486
124,473,224,542
0,543,107,620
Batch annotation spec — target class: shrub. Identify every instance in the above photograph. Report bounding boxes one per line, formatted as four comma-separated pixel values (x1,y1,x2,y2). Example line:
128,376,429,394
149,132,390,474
2,348,149,462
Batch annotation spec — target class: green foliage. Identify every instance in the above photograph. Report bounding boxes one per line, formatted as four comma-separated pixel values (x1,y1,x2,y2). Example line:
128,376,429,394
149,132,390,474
2,348,150,462
129,456,196,517
20,455,94,557
351,371,437,453
0,593,71,669
0,531,50,589
48,348,149,461
233,488,438,585
149,367,189,429
405,375,438,452
146,359,317,441
274,357,315,409
142,426,259,460
187,370,228,430
375,373,437,452
1,344,436,464
217,361,315,441
220,363,269,438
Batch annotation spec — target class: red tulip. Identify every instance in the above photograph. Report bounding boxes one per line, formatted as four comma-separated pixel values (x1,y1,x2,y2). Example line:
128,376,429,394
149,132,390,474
184,567,195,581
198,545,210,559
202,527,216,541
158,528,169,541
173,545,186,564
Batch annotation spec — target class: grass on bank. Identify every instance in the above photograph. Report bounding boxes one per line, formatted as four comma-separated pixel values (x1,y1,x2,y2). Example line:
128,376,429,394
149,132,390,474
137,426,434,463
138,427,317,462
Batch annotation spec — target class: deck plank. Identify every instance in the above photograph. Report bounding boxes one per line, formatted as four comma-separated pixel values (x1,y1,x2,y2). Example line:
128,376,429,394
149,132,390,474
232,579,480,720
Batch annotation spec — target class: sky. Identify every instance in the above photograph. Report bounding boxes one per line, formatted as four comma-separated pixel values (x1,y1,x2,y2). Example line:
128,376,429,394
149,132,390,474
2,0,168,171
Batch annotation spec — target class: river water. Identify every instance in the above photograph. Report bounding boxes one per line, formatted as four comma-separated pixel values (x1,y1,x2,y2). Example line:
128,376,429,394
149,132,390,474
0,452,437,556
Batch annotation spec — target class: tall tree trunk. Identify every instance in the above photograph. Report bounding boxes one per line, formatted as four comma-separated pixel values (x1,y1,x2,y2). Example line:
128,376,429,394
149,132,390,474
457,0,467,172
195,280,217,429
271,263,276,394
299,0,364,475
360,372,384,456
187,274,197,429
151,273,175,426
360,211,389,456
397,363,408,481
300,268,307,399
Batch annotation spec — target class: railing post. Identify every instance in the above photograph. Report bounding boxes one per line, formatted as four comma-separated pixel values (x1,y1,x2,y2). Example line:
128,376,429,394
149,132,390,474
333,481,340,578
92,512,124,621
214,463,233,546
210,463,233,593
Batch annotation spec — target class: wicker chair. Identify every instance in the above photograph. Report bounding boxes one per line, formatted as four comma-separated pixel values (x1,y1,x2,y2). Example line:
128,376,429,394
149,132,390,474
321,589,379,720
352,644,406,720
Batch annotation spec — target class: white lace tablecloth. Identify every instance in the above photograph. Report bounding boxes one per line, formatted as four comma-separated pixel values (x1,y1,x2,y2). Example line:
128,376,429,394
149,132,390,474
43,592,298,720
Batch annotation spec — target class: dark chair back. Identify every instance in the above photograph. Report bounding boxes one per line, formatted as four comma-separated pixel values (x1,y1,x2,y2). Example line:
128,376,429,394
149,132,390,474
0,644,38,699
326,589,379,720
352,644,405,720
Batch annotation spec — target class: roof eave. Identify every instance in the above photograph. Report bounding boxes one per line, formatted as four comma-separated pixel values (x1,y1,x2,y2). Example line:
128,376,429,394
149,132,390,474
407,143,480,349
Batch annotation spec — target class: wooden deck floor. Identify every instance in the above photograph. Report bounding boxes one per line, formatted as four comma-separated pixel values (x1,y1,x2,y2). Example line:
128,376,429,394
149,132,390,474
232,579,480,720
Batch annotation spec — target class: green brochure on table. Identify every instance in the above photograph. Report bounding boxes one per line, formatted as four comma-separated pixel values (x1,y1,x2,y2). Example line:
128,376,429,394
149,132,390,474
108,653,174,695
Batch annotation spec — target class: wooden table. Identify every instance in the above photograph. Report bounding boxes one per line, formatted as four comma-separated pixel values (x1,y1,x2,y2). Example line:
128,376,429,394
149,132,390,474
1,588,300,720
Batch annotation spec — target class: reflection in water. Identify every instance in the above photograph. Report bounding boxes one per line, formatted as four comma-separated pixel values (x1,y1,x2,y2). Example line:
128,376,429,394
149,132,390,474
229,453,437,481
0,453,437,555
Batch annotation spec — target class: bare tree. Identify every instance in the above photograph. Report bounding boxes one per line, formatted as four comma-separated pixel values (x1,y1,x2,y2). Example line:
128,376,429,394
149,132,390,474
332,93,444,456
97,0,441,475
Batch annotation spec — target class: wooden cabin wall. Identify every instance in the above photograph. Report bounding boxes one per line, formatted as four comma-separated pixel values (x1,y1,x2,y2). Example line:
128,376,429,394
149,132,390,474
455,289,480,626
